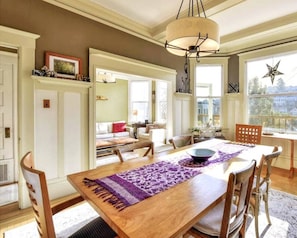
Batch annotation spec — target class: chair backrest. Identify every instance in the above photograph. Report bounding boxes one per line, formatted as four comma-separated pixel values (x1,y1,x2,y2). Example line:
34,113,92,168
114,140,154,162
169,135,194,149
20,152,56,238
220,160,256,237
254,146,282,193
235,124,262,144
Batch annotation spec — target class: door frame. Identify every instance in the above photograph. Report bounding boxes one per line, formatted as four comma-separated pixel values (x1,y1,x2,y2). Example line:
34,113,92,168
0,25,40,208
89,48,177,168
0,51,18,184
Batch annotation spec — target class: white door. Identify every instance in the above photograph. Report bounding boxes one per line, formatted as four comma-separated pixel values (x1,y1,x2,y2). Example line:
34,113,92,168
0,52,17,185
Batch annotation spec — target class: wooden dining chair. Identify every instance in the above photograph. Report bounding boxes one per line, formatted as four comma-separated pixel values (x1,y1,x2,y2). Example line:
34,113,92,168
20,152,117,238
184,160,256,238
169,134,194,149
235,124,263,144
250,146,282,238
114,140,154,162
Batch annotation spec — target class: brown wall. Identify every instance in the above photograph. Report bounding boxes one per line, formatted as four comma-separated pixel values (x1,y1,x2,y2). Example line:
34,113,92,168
228,55,239,84
0,0,186,86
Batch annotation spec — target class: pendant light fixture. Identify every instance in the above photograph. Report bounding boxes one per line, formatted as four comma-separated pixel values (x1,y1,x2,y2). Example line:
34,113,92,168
165,0,220,60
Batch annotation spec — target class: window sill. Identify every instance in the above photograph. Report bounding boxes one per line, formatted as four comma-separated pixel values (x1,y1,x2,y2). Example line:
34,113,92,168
174,92,192,97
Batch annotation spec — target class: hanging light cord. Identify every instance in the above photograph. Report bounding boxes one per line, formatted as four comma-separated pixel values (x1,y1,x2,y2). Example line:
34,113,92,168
176,0,207,19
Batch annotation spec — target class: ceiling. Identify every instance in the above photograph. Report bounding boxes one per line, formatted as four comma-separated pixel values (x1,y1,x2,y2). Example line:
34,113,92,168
44,0,297,55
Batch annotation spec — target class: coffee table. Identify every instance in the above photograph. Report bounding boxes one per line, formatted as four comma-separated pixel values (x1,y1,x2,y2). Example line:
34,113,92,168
96,137,138,157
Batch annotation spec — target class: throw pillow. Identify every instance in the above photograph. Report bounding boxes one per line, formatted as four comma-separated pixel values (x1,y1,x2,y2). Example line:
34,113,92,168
97,123,109,134
112,122,126,133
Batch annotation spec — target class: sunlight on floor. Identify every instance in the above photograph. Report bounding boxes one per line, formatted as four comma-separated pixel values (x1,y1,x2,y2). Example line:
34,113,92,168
246,213,290,237
4,202,97,238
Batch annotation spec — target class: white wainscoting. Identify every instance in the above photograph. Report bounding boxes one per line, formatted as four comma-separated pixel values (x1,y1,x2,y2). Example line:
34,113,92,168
63,92,82,175
223,93,243,140
35,89,58,179
174,93,192,136
33,77,91,201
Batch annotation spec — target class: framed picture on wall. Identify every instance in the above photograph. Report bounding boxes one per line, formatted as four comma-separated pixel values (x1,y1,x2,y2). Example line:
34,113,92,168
45,51,82,79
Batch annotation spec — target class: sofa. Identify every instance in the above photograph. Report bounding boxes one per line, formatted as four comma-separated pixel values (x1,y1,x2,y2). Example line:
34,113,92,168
137,123,166,146
96,121,132,139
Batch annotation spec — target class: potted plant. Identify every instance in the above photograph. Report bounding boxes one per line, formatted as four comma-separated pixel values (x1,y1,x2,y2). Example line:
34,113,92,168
190,127,200,136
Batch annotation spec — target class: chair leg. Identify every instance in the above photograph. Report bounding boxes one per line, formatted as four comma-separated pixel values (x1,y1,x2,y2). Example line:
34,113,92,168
239,218,247,238
263,192,272,225
254,195,260,238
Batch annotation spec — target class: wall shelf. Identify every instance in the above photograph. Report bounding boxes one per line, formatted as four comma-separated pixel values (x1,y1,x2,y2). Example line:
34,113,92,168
96,95,108,100
32,75,92,88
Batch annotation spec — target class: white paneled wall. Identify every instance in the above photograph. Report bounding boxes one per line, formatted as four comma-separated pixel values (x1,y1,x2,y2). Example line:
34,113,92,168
223,93,243,140
34,77,91,200
63,92,82,175
35,89,58,179
174,93,192,136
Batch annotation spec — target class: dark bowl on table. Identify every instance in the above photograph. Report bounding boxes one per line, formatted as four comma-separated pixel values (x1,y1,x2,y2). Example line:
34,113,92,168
187,148,216,163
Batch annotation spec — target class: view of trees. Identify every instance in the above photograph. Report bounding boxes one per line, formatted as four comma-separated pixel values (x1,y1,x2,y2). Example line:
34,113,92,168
248,76,297,132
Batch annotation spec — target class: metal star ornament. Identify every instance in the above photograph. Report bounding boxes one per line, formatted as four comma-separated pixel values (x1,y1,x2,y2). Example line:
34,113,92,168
262,60,283,84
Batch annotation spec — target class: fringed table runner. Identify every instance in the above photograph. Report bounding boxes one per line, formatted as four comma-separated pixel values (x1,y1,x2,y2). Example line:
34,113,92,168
84,161,200,210
178,142,254,168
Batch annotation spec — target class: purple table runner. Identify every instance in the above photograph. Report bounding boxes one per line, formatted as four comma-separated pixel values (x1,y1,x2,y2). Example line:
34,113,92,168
84,161,200,210
178,142,253,168
84,142,253,210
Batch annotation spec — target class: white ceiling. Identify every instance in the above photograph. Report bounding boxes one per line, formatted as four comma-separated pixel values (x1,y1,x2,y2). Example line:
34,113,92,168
44,0,297,54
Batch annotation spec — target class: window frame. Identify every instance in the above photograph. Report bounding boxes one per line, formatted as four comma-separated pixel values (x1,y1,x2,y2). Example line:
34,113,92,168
128,79,152,123
191,57,228,129
155,80,168,123
239,42,297,134
246,52,297,133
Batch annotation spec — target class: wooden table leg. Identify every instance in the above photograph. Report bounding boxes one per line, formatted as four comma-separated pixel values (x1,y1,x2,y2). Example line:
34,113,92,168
289,139,294,178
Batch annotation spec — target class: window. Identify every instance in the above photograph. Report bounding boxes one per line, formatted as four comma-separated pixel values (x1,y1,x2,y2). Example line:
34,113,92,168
195,65,222,127
247,52,297,133
155,81,167,123
129,80,151,122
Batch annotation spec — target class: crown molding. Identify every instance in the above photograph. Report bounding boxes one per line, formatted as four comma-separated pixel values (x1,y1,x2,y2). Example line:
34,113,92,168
220,12,297,54
42,0,163,46
43,0,243,47
43,0,297,56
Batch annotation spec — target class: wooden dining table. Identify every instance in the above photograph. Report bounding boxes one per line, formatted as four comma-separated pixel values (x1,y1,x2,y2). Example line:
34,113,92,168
67,139,276,238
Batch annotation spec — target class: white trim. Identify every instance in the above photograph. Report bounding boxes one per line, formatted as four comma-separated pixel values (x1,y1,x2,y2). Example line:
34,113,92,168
0,25,40,209
89,48,176,167
190,57,229,130
238,41,297,123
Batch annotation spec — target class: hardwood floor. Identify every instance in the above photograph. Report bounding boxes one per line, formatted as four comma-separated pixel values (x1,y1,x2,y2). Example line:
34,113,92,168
269,167,297,196
0,167,296,236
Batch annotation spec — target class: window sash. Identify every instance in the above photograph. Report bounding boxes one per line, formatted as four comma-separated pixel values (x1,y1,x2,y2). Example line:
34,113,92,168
129,80,151,122
194,64,223,127
247,52,297,133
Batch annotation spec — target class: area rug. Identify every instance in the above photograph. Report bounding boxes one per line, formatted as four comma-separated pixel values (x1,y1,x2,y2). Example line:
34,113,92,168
4,189,297,237
4,202,98,238
246,189,297,238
